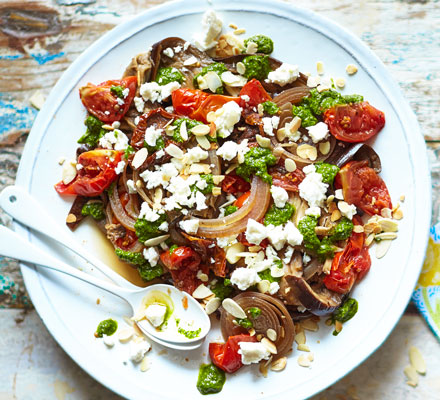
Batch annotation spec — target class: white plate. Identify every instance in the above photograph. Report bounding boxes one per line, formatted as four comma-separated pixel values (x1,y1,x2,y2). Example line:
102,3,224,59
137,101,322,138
14,0,431,399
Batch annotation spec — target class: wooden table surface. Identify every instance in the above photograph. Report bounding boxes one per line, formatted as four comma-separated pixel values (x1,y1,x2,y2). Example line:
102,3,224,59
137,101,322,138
1,0,439,399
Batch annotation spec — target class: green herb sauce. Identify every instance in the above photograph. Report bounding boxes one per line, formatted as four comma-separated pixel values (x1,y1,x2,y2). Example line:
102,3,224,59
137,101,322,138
194,63,229,94
155,67,184,86
169,244,178,254
236,146,276,184
124,145,135,160
144,136,165,153
191,174,215,195
332,298,358,336
196,363,226,395
298,215,335,261
110,85,124,98
178,326,201,339
81,202,105,220
172,117,202,142
224,205,238,216
263,203,295,226
210,279,234,301
330,217,354,242
244,34,274,54
77,115,106,148
96,318,118,337
115,248,163,281
315,162,340,185
242,55,271,80
134,214,167,242
261,100,280,115
248,307,262,319
236,317,253,329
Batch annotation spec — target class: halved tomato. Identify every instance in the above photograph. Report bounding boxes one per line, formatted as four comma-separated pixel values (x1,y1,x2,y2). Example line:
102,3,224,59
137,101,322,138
324,101,385,143
221,174,251,194
239,79,272,108
54,150,122,197
79,76,137,123
271,168,305,192
337,160,392,215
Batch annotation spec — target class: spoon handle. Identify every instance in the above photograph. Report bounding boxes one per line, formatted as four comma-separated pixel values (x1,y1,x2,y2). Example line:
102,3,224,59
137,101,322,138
0,225,136,304
0,185,138,289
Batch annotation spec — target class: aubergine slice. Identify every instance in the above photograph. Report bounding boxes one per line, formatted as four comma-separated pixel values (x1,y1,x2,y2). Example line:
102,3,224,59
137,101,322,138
283,275,342,316
326,143,382,173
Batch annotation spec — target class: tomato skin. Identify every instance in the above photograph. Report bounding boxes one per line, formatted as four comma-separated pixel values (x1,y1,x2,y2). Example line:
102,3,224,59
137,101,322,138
337,160,392,215
171,88,240,123
324,101,385,143
221,174,251,194
209,334,257,373
271,168,305,192
235,191,251,208
79,76,137,123
324,217,371,294
239,79,272,108
54,150,122,197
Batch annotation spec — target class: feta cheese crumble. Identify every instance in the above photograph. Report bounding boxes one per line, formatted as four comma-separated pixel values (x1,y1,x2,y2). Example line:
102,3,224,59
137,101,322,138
212,101,242,138
262,116,280,136
140,81,181,103
145,304,167,327
298,165,328,208
179,219,200,234
193,10,223,51
129,339,151,363
216,139,249,161
99,129,129,151
143,247,160,267
238,341,271,365
270,186,288,208
245,219,268,245
266,63,299,86
306,122,329,143
230,267,261,290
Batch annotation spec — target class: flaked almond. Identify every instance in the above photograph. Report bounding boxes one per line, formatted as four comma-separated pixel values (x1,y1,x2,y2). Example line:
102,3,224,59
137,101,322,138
403,365,419,386
334,320,343,334
66,213,77,224
190,163,211,174
335,77,346,89
191,124,210,136
270,356,287,371
365,233,376,247
409,346,426,374
315,226,332,235
261,337,277,354
296,144,318,161
192,284,214,299
143,234,170,247
276,127,287,142
234,28,246,35
284,158,297,172
378,218,399,232
140,356,150,372
62,161,77,184
206,111,217,123
353,225,364,233
257,280,270,294
323,258,332,275
256,134,271,148
205,297,221,315
225,242,245,264
225,163,238,174
212,187,222,196
393,208,404,220
118,328,134,343
375,239,393,259
331,209,342,222
297,344,310,352
196,135,211,150
375,232,397,240
316,61,324,75
319,141,331,155
246,41,258,54
346,64,358,75
400,194,406,202
212,175,225,185
29,90,46,110
236,62,246,75
380,207,392,219
183,56,198,66
259,360,269,377
297,354,311,367
363,221,380,235
249,328,256,336
294,331,306,345
132,148,149,169
266,328,277,342
301,319,319,332
165,143,184,159
222,298,247,319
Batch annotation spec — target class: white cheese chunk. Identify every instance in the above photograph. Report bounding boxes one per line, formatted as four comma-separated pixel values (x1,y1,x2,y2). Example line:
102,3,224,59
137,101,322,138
134,96,145,112
145,304,167,327
115,160,125,175
262,116,280,136
99,129,129,151
126,179,137,194
212,101,242,138
306,122,329,143
298,165,329,208
129,339,151,363
143,247,160,267
216,139,249,161
230,267,261,290
266,63,299,86
238,341,271,365
285,221,304,246
270,186,288,208
179,218,200,234
245,219,268,245
140,81,180,103
193,10,223,51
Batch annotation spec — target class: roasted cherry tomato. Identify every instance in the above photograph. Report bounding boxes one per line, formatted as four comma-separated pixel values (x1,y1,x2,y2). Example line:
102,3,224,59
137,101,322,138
235,191,251,208
239,79,272,108
209,334,257,373
55,150,122,197
324,101,385,143
172,88,240,123
336,160,392,215
79,76,137,123
271,168,305,192
324,217,371,294
221,174,251,194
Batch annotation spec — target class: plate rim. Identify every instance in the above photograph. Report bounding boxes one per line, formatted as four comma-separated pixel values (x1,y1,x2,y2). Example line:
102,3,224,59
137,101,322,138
14,0,431,399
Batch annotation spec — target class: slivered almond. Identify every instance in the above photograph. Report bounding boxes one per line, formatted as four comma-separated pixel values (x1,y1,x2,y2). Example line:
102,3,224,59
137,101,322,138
404,365,419,386
266,328,277,342
118,328,134,343
189,163,211,174
375,232,397,240
353,225,364,233
301,319,319,332
256,134,271,148
381,207,392,218
257,280,270,294
140,356,150,372
297,344,310,352
225,242,245,264
365,233,376,247
285,158,297,172
409,346,426,374
294,331,306,345
346,64,358,75
196,135,211,150
296,144,318,161
375,239,393,258
222,298,247,319
62,161,77,184
323,258,332,275
236,62,246,75
205,297,221,315
192,284,214,299
259,360,269,377
276,127,286,142
270,357,287,371
165,144,184,159
132,148,148,169
261,337,277,354
315,226,332,235
393,208,404,220
143,234,170,247
212,187,222,196
206,111,216,122
316,61,324,75
331,209,342,222
378,218,399,232
66,213,76,223
297,354,311,367
335,77,346,89
225,163,238,174
191,124,210,136
319,141,331,155
212,175,225,185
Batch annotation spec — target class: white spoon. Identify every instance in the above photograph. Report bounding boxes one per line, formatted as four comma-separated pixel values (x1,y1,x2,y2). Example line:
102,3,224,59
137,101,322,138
0,185,138,289
0,225,210,350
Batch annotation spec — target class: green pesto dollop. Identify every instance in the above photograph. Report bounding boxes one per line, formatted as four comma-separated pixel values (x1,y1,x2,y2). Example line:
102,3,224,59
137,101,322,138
224,205,238,216
77,115,106,148
210,279,233,301
155,67,184,86
330,217,354,242
81,202,105,220
263,203,295,226
124,145,135,160
178,326,201,339
258,260,282,283
191,174,215,195
134,214,167,242
196,363,226,395
172,117,202,142
315,162,340,185
143,136,165,153
248,307,261,319
194,62,229,94
292,89,364,128
332,298,358,336
236,317,253,329
242,55,271,81
244,34,274,54
115,248,163,282
261,100,280,115
236,146,276,184
96,318,118,337
110,85,124,98
298,215,334,260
